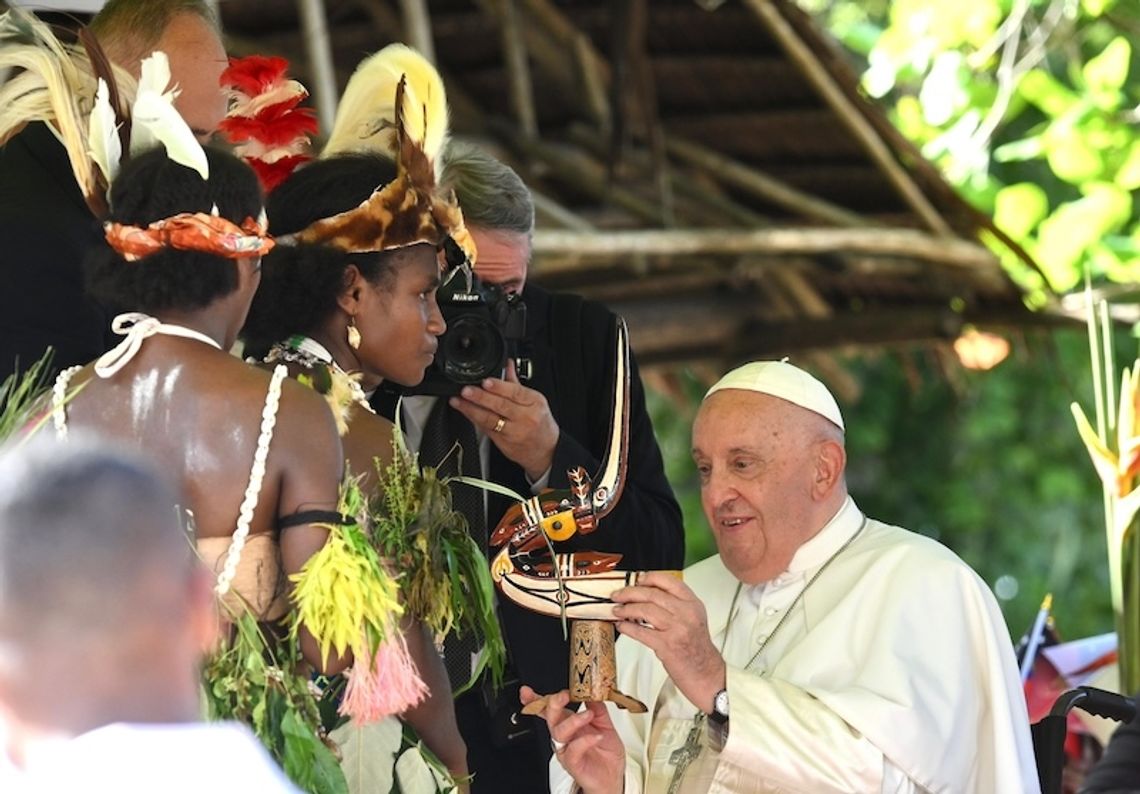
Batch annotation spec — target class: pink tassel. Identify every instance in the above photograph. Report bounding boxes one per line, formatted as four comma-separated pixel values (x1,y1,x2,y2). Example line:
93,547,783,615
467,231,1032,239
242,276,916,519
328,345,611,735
340,631,428,725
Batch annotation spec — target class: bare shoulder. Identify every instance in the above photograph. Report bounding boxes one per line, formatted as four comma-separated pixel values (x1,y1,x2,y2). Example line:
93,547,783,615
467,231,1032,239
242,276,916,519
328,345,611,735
347,408,395,448
274,375,342,448
343,407,397,476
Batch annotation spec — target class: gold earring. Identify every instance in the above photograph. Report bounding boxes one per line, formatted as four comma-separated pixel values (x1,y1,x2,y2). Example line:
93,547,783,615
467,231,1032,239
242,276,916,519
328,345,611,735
347,316,362,350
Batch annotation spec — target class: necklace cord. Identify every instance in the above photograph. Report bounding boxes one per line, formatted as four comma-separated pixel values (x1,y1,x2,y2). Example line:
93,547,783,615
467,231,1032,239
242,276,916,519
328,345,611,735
722,513,869,671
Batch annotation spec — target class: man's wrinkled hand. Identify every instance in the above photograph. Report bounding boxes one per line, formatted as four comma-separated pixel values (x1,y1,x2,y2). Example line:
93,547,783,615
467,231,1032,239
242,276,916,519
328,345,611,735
449,360,560,481
611,572,726,719
520,686,626,794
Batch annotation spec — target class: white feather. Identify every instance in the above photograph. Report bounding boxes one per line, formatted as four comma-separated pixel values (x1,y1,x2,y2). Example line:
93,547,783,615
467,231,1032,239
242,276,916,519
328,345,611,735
88,78,122,184
323,44,449,178
226,80,308,118
130,52,208,180
0,9,138,206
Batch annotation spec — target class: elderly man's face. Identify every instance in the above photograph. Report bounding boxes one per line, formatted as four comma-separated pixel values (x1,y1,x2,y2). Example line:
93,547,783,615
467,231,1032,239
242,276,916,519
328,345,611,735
470,226,530,295
157,14,228,140
691,390,826,585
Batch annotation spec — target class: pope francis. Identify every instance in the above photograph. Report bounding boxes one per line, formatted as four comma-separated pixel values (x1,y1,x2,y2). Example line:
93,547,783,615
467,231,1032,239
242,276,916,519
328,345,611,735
522,360,1039,793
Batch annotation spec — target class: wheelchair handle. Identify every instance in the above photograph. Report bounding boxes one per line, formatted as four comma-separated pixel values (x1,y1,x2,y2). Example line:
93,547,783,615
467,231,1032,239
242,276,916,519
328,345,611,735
1050,686,1137,723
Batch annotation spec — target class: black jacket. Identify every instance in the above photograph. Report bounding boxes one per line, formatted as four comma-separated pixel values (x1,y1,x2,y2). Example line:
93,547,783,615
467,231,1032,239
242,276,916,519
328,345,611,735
0,123,109,382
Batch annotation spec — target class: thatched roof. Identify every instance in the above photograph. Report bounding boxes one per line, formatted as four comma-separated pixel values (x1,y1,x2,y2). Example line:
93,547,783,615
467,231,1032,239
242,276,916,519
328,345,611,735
228,2,1063,366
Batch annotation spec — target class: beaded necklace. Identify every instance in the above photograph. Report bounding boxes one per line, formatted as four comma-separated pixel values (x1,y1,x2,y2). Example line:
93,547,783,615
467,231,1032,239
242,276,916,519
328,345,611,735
262,335,375,415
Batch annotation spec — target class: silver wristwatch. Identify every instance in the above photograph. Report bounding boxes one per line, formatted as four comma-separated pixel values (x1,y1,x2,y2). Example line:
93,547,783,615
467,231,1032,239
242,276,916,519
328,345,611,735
709,688,729,725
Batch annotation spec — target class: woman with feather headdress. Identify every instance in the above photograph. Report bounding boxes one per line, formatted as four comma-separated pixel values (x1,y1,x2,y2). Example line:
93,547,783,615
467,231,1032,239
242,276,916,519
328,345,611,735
238,45,500,794
45,95,356,794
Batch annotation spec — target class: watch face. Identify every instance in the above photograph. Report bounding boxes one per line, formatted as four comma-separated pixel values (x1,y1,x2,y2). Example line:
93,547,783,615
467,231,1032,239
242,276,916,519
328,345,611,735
714,688,729,717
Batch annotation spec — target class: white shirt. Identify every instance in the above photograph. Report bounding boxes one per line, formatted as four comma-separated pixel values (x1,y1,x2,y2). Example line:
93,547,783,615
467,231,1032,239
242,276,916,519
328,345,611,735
3,722,300,793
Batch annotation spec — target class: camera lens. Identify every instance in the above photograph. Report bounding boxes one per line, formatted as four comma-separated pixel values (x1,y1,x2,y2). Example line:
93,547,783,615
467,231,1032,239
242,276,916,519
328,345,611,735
441,315,506,383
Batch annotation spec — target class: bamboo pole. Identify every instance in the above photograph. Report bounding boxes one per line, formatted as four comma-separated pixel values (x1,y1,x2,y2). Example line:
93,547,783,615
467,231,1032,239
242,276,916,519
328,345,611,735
532,228,999,270
398,0,436,63
665,135,869,228
743,0,953,237
354,0,485,132
627,0,674,226
505,133,670,225
296,0,338,131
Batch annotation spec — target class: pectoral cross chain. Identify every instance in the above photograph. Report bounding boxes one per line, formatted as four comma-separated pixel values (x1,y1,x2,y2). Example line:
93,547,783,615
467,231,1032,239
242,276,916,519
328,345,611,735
667,713,706,794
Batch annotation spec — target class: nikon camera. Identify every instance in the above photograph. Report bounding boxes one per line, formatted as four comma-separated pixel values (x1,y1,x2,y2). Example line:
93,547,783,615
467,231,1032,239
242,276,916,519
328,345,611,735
406,248,529,397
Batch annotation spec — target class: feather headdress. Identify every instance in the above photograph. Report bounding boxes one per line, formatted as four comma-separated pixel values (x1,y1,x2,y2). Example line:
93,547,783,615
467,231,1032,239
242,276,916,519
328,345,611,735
284,47,474,264
218,55,318,192
322,44,448,181
0,9,208,213
0,9,136,214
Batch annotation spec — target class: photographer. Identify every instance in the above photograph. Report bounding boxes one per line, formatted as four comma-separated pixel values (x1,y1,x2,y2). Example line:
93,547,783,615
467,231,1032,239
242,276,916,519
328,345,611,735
379,142,686,792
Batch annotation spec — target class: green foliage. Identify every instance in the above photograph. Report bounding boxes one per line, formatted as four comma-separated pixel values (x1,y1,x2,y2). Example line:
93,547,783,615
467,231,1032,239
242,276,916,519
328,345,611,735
0,353,55,442
202,611,348,794
809,0,1140,301
369,441,506,693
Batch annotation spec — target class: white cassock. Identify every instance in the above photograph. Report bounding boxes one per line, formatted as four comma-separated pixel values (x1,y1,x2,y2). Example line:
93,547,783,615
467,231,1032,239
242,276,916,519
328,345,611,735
551,497,1039,793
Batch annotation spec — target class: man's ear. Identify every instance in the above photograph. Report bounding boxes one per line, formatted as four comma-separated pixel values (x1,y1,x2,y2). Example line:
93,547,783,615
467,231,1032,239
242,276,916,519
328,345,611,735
812,439,846,499
335,264,365,315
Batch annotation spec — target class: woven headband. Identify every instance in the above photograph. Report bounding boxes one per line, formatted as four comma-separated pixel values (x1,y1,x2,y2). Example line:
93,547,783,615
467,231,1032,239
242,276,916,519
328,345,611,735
104,211,274,262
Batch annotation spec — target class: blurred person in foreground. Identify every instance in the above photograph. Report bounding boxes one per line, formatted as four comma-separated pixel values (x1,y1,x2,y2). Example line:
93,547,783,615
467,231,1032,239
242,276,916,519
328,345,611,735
0,436,299,792
526,360,1040,793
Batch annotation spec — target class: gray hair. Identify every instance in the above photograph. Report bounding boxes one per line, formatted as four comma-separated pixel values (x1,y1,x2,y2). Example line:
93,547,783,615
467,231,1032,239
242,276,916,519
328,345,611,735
0,435,191,647
440,141,535,237
89,0,219,67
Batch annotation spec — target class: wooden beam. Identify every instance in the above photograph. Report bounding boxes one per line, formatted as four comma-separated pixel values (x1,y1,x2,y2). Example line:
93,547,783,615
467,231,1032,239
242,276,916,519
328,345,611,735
743,0,954,237
498,0,538,139
565,125,770,227
531,228,1001,270
499,130,672,225
517,0,613,125
622,305,1072,367
532,190,596,231
665,135,869,228
574,31,611,130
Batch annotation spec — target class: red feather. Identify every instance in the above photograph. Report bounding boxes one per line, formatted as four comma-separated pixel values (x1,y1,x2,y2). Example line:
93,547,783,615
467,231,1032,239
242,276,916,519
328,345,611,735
220,55,290,96
219,55,318,193
251,155,312,192
219,106,318,147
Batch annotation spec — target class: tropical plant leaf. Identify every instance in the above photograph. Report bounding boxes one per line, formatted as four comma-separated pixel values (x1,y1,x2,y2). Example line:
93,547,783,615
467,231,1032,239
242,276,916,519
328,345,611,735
330,719,402,794
0,352,54,443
